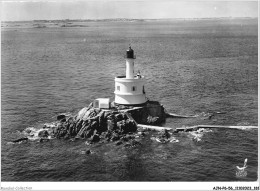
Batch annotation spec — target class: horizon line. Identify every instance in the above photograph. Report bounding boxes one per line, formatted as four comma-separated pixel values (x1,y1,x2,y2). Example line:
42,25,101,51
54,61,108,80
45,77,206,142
2,16,258,22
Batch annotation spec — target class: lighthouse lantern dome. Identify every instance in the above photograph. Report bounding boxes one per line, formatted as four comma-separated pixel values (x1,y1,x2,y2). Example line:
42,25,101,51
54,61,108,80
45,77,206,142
126,46,135,59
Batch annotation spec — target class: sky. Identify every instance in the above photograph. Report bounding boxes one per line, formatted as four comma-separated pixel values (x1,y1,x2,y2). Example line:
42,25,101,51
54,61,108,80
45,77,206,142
1,0,258,21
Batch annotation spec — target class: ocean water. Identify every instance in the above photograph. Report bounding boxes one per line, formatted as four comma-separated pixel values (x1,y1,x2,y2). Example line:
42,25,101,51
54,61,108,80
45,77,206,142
1,19,258,181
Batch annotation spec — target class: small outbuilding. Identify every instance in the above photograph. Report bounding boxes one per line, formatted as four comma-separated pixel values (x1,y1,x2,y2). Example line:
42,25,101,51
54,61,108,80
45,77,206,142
93,98,111,109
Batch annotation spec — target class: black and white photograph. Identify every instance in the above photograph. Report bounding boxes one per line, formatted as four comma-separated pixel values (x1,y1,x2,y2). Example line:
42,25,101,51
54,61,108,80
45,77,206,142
1,0,258,190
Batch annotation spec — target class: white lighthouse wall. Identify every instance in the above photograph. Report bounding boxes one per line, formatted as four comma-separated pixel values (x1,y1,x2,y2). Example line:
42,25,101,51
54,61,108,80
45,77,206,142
114,82,144,95
114,78,145,95
115,94,146,105
114,77,146,105
125,59,134,79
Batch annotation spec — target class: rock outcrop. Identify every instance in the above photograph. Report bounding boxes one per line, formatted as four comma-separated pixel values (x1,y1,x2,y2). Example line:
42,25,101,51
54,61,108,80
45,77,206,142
123,101,166,125
44,103,136,143
26,101,167,144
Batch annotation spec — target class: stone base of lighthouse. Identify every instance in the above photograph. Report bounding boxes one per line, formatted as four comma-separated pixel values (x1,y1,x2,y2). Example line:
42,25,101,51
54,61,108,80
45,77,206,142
116,100,166,125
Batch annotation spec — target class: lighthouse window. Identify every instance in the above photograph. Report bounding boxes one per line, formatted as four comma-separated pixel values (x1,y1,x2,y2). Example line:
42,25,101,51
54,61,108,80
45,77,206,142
117,86,120,91
132,86,136,91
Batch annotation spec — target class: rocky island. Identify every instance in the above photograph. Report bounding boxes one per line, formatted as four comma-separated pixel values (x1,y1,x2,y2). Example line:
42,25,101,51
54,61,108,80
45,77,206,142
36,100,168,145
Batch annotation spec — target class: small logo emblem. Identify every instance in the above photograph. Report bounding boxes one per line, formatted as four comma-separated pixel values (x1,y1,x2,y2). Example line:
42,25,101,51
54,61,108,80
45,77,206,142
236,158,248,178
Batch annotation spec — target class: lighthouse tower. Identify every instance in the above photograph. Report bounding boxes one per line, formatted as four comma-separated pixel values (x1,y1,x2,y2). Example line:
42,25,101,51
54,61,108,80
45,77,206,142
114,46,147,105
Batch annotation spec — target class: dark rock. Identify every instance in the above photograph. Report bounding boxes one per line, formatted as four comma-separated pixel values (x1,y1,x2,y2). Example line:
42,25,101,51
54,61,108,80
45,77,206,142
12,137,28,143
91,121,99,130
153,129,172,143
106,137,111,141
57,114,66,121
159,129,171,139
53,127,59,135
38,130,49,138
106,130,112,137
97,111,107,132
39,138,50,143
76,122,91,138
103,130,112,141
90,134,100,142
111,132,120,141
172,129,179,133
64,134,70,140
57,128,67,138
121,134,134,142
99,131,106,139
67,116,74,123
60,118,66,123
117,105,130,110
120,136,129,142
124,143,131,147
81,149,91,155
130,139,142,147
117,119,137,134
57,122,64,129
85,129,94,138
75,120,84,132
68,123,74,136
117,120,125,132
93,129,98,135
98,111,105,124
104,111,112,119
116,141,123,146
84,108,101,120
208,113,214,119
107,119,116,131
115,113,126,122
125,101,166,125
124,139,142,147
127,134,134,138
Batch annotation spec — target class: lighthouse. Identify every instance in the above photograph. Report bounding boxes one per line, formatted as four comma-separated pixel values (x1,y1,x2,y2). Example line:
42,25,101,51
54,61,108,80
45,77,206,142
114,46,147,105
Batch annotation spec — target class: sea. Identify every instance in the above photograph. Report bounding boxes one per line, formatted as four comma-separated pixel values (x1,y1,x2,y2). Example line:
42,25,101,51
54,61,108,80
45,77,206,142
1,18,258,181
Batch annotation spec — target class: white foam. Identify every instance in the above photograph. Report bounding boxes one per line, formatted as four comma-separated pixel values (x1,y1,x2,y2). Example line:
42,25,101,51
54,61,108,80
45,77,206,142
188,128,212,142
6,142,15,145
194,112,212,119
23,126,52,140
43,122,58,128
170,137,179,143
151,136,179,143
57,112,73,117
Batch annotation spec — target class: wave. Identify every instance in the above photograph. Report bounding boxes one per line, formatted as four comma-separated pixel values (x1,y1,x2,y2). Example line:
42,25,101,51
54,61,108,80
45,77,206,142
188,128,213,142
